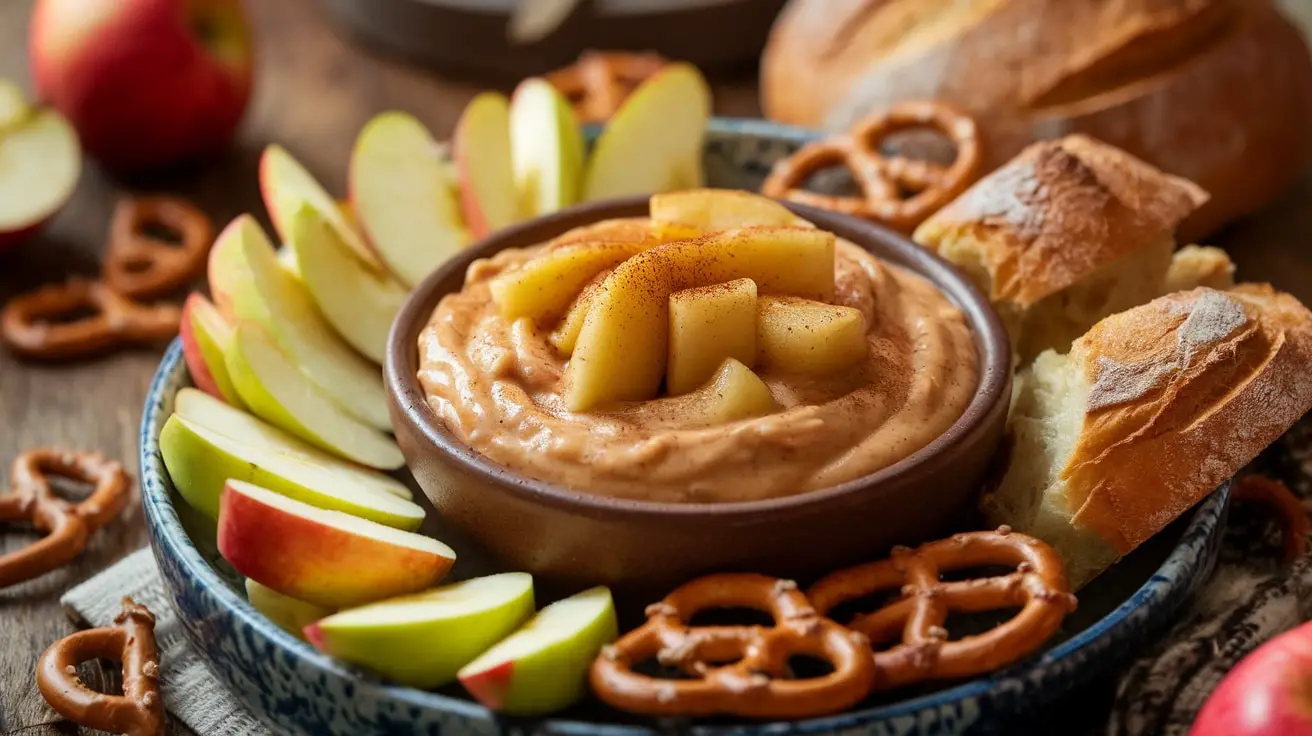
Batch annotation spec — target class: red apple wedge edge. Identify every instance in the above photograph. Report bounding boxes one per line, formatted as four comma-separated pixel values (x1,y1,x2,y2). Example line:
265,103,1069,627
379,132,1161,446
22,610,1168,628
218,479,454,609
29,0,252,172
453,92,518,240
179,292,244,407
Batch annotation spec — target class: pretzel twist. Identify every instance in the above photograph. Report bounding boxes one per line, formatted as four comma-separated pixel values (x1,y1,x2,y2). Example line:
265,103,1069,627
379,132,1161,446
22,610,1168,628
0,448,130,589
103,196,213,299
37,597,165,736
590,573,875,719
0,277,181,360
1234,475,1310,562
761,101,983,232
807,529,1077,690
546,51,668,123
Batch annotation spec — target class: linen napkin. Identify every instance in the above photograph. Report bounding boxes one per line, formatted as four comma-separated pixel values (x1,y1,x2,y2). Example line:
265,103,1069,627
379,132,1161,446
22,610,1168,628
60,547,273,736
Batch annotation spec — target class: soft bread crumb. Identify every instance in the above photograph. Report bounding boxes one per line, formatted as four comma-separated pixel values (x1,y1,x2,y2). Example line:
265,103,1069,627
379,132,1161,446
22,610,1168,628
1165,245,1236,293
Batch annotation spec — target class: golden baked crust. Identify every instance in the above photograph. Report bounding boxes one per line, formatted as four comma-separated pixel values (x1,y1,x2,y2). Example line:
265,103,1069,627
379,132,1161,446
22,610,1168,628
1065,285,1312,552
914,135,1207,308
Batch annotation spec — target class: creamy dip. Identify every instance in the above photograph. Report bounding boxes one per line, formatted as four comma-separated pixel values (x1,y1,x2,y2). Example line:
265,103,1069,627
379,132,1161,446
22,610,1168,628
418,226,978,504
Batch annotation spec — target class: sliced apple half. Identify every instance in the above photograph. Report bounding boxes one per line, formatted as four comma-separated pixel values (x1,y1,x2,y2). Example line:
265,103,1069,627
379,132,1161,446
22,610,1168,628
305,572,536,689
287,204,407,364
246,579,334,641
209,215,391,429
174,387,410,500
260,144,383,271
218,480,454,609
667,278,758,396
564,227,836,411
0,80,80,250
458,586,617,715
490,240,648,325
224,322,404,470
350,111,468,287
757,296,868,375
180,292,245,407
650,189,807,234
510,78,584,219
454,92,518,240
582,64,710,202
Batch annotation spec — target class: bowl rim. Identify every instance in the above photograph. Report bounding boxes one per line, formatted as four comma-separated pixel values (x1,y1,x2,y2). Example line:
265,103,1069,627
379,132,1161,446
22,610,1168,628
385,195,1012,518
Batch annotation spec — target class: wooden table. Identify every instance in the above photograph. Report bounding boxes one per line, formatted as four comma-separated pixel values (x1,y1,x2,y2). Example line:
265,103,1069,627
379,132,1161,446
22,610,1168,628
1,1,1310,734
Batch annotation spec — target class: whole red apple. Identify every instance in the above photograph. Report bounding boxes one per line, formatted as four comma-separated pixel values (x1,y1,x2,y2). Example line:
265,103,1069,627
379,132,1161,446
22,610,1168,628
28,0,253,172
1191,620,1312,736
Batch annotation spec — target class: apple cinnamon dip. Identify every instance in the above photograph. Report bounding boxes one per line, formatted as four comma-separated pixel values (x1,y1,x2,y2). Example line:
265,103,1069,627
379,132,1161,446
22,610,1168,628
417,196,977,504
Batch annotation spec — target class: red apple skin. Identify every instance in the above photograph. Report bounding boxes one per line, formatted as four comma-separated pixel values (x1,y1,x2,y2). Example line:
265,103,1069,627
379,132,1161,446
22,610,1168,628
216,482,453,609
179,294,223,399
1191,621,1312,736
29,0,253,172
460,660,513,711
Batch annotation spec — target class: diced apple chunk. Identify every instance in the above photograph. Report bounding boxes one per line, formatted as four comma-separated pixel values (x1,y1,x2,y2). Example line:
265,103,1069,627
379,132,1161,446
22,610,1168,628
667,278,758,395
489,241,647,325
650,188,808,236
685,358,779,424
757,296,868,375
564,227,835,411
549,268,611,356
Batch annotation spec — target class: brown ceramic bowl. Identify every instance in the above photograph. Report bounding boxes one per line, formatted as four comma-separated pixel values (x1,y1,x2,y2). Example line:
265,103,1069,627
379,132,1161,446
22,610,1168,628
386,197,1011,595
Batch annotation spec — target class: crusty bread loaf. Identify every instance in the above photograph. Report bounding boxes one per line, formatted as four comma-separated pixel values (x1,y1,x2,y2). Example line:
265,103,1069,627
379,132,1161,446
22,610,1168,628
761,0,1312,240
914,135,1208,362
985,285,1312,587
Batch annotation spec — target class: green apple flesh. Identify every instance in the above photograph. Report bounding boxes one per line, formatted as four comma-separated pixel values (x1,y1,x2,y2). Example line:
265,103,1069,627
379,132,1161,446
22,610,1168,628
160,413,420,527
583,63,710,201
306,572,536,689
458,586,617,715
224,321,404,470
0,79,27,130
276,246,302,279
173,387,411,501
209,214,391,429
260,144,382,270
180,292,245,407
218,480,454,609
454,92,518,239
509,79,584,219
246,579,334,641
0,84,80,248
350,111,468,287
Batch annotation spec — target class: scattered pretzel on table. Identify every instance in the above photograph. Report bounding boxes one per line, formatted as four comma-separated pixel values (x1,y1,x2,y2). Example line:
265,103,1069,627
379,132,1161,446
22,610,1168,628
761,101,983,232
590,573,875,719
1233,475,1310,562
0,277,182,360
807,528,1077,691
546,50,669,123
37,597,165,736
103,195,214,300
0,448,130,589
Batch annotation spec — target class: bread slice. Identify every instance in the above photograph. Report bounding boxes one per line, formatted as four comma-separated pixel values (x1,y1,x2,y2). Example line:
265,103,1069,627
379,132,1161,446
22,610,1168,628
985,285,1312,587
915,135,1209,362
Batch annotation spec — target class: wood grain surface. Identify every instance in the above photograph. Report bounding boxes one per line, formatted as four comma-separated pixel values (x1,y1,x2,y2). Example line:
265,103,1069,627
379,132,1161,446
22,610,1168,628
1,1,1310,735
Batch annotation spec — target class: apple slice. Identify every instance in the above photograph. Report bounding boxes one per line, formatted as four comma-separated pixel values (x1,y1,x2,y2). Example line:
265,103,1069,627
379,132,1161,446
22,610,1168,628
218,480,454,609
260,144,383,271
276,246,301,279
305,573,536,689
454,92,518,240
757,296,868,375
179,292,245,407
209,215,391,429
160,413,421,527
650,189,807,234
350,111,468,287
510,78,584,219
246,579,334,641
489,240,648,325
458,586,617,715
224,321,404,470
667,278,758,395
0,80,80,250
287,205,408,364
174,387,410,500
582,64,710,201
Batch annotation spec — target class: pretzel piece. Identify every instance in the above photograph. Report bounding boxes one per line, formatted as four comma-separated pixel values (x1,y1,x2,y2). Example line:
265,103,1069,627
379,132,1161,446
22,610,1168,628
807,529,1077,690
546,50,668,123
762,101,983,232
1,277,181,360
1234,475,1310,562
590,573,875,719
37,597,164,736
103,196,213,299
0,448,130,589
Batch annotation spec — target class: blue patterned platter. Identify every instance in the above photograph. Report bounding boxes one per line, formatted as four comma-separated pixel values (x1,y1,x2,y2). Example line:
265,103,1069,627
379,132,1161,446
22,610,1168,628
139,119,1230,736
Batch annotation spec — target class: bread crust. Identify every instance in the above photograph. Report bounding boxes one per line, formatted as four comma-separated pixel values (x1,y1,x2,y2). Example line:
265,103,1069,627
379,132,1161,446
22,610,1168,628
914,135,1207,308
1065,285,1312,552
761,0,1312,238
